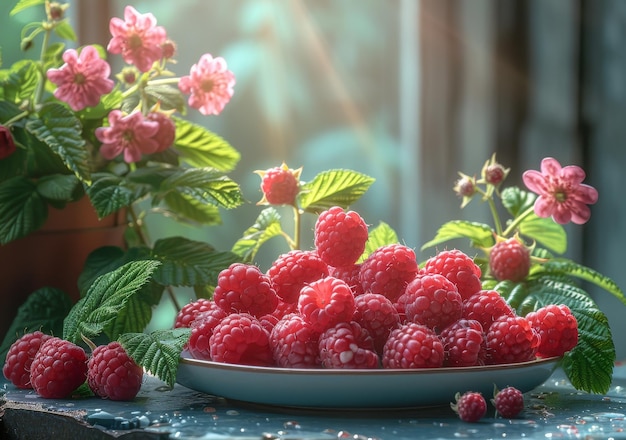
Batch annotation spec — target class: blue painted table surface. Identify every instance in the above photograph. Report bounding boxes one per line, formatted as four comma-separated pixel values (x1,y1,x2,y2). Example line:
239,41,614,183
2,362,626,440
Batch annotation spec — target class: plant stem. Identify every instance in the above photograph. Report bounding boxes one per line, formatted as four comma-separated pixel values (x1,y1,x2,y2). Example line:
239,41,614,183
33,26,52,106
502,206,535,237
487,197,503,236
292,205,302,250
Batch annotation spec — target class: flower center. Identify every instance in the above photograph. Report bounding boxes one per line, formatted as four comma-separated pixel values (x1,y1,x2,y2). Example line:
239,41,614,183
128,33,143,50
201,79,214,93
74,73,86,85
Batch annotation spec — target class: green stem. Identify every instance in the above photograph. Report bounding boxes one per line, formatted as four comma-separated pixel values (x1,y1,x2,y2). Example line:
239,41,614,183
502,206,535,237
487,196,503,236
33,25,52,106
2,110,30,127
292,205,302,250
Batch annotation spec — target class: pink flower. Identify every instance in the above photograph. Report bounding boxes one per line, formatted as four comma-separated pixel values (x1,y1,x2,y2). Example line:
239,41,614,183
95,110,160,163
146,111,176,153
107,6,166,73
522,157,599,225
178,54,235,115
46,45,114,111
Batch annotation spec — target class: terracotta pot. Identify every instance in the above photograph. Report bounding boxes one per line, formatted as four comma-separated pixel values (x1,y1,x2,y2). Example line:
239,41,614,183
0,198,127,339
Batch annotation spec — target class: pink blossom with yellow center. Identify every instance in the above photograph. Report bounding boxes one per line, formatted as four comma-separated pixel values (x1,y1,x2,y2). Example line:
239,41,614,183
107,5,166,73
178,53,235,116
522,157,598,225
46,45,114,111
95,110,159,163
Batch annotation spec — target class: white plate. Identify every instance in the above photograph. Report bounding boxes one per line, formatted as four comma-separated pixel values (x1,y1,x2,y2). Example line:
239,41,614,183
176,354,560,409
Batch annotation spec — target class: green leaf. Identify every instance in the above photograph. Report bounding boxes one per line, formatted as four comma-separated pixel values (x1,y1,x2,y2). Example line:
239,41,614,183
174,118,240,172
151,237,241,287
10,0,45,15
231,207,284,263
160,168,243,209
63,260,161,343
501,186,536,218
144,83,186,113
0,60,39,103
0,176,47,244
161,191,223,225
53,21,77,42
361,221,399,262
105,282,164,337
420,220,495,251
118,328,191,387
86,173,137,218
35,174,80,201
0,287,72,361
298,169,375,213
518,213,567,254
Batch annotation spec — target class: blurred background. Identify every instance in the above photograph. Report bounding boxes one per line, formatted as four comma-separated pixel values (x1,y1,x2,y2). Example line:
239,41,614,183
2,0,625,357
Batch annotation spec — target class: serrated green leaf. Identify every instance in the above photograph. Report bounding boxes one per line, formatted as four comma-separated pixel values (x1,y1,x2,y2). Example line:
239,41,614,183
299,169,374,213
118,328,191,387
420,220,495,251
518,213,567,254
86,173,137,218
63,260,161,343
0,176,47,244
231,207,284,263
35,174,80,201
105,282,164,337
0,60,39,103
501,186,536,218
173,117,240,172
360,221,398,262
151,236,241,286
160,168,243,209
161,191,223,225
145,83,186,113
10,0,45,15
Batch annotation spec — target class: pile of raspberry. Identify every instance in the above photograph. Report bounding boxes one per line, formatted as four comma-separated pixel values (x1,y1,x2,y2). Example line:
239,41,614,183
177,206,579,370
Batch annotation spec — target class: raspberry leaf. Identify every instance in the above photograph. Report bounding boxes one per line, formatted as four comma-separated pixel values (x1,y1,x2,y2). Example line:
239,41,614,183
298,169,375,213
518,213,567,255
420,220,494,251
0,176,47,244
501,186,536,217
231,207,285,262
160,167,244,209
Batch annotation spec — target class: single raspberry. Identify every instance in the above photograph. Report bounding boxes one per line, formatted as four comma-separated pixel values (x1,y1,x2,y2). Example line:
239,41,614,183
298,276,355,333
213,263,278,317
353,293,401,354
29,337,88,399
382,322,444,369
318,321,379,369
187,305,229,360
87,342,143,401
3,331,53,389
489,237,531,282
256,162,301,206
526,304,578,357
486,315,540,364
174,298,214,328
330,263,364,295
209,313,273,366
440,319,486,367
422,249,482,300
492,386,524,418
462,289,515,331
314,206,369,268
401,273,463,331
359,244,419,302
451,391,487,423
267,250,329,303
270,313,320,368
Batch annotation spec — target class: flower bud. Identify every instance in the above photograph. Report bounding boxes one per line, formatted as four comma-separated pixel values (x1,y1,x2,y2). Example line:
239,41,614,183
454,175,476,198
161,40,177,60
0,125,17,159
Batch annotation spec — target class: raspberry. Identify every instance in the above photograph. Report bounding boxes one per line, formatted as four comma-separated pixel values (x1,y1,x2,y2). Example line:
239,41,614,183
267,250,329,303
440,319,486,367
486,315,540,364
29,337,88,399
174,298,214,328
462,289,515,331
451,391,487,423
187,304,229,360
359,244,419,302
526,304,578,357
330,263,364,295
318,321,379,369
401,273,463,331
270,313,320,368
314,206,369,268
256,163,300,206
87,342,143,401
489,237,531,282
209,313,273,366
214,263,278,317
382,322,444,369
3,331,53,389
353,293,401,354
271,299,298,320
422,249,482,300
493,386,524,418
298,276,355,333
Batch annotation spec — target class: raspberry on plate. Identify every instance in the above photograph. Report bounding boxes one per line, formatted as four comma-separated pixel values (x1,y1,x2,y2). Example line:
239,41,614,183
174,298,214,328
489,237,531,282
318,321,379,369
270,313,320,368
267,250,329,304
353,293,401,354
298,276,356,333
526,304,578,357
359,243,419,303
422,249,482,300
462,289,515,331
493,386,524,418
440,319,486,367
451,391,487,423
486,315,540,364
187,304,229,360
213,262,278,317
87,341,143,401
29,337,88,399
382,322,444,369
314,206,369,268
3,331,53,389
209,313,273,366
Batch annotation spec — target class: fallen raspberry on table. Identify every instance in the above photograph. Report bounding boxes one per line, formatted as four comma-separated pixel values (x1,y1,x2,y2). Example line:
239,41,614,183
353,293,401,354
451,391,487,423
267,250,329,304
526,304,578,357
422,249,482,300
440,319,486,367
486,315,540,364
87,342,143,401
489,237,531,282
187,303,229,360
359,244,419,303
270,313,320,368
174,298,214,328
462,289,515,331
382,322,444,369
210,313,273,366
29,337,88,399
318,321,379,369
3,331,53,389
213,263,278,317
493,386,524,418
256,162,301,206
314,206,369,268
298,276,356,333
